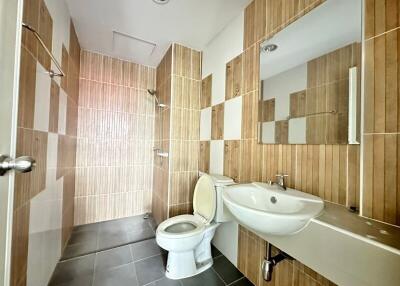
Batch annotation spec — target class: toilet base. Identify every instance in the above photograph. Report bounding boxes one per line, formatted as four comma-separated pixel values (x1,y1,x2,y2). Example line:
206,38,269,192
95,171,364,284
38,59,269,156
165,224,219,280
165,251,213,280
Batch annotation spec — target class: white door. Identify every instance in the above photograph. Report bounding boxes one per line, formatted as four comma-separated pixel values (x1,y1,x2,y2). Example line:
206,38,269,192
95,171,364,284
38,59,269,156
0,0,23,285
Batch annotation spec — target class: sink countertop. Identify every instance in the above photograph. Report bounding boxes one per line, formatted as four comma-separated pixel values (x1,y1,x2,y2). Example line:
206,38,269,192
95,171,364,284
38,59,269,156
314,202,400,253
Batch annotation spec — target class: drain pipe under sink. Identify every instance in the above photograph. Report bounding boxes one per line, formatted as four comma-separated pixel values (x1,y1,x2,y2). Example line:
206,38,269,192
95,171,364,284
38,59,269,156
261,242,294,281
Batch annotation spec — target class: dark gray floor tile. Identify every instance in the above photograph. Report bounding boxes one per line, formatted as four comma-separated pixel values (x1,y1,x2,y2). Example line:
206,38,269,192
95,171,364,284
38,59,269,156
147,277,182,286
93,263,138,286
212,256,243,284
49,254,95,285
147,217,157,232
97,231,130,250
73,223,99,233
62,240,98,260
95,245,133,272
125,220,154,234
69,230,97,245
180,269,224,286
130,238,163,261
127,225,155,242
98,221,128,234
135,254,167,286
99,215,147,233
52,274,93,286
229,277,254,286
211,245,222,258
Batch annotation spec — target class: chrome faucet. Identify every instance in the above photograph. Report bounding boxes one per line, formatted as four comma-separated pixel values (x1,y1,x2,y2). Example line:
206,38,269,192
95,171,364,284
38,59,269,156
275,174,288,190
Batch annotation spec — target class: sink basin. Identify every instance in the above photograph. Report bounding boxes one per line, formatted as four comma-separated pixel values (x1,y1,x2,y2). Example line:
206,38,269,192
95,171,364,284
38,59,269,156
222,182,324,235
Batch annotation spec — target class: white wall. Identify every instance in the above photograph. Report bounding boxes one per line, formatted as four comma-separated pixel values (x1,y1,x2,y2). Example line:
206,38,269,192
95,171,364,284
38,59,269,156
201,12,244,266
262,63,307,121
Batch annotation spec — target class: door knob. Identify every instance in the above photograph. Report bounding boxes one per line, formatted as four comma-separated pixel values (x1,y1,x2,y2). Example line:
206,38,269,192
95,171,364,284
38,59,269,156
0,155,36,176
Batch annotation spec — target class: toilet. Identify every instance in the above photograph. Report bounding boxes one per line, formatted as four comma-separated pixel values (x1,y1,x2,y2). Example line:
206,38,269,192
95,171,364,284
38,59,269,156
156,173,234,280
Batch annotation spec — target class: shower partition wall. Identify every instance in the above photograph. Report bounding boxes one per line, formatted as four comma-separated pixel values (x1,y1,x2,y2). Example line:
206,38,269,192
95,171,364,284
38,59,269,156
152,43,202,225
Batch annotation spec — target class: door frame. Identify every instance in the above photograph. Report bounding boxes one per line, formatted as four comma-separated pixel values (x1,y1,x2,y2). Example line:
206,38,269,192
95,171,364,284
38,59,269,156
0,0,23,285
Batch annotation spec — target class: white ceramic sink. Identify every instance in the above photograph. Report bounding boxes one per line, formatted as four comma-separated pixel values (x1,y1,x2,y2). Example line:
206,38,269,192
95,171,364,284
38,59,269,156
222,182,324,235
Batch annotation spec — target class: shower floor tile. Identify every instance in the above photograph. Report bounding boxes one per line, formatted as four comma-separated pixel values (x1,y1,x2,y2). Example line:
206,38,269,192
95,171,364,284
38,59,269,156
51,215,253,286
61,214,156,260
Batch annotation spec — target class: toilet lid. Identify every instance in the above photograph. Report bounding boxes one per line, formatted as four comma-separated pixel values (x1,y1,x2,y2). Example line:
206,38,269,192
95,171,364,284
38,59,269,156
193,174,216,224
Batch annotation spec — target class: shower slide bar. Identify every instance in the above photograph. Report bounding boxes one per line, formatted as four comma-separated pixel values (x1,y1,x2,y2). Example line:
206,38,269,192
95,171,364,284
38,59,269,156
22,23,65,78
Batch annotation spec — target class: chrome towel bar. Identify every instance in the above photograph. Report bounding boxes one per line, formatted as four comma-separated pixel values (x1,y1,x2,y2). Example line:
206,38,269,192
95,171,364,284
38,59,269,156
22,22,65,78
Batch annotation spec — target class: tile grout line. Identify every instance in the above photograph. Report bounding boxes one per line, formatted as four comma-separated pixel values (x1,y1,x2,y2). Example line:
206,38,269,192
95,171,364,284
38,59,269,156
227,277,246,286
129,245,141,286
210,265,229,285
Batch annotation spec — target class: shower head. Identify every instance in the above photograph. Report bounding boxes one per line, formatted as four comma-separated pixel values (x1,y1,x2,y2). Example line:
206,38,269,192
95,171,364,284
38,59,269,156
147,89,167,108
147,89,156,96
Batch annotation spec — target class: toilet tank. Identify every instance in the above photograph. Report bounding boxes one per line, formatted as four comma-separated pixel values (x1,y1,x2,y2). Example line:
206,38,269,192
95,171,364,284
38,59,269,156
208,174,235,223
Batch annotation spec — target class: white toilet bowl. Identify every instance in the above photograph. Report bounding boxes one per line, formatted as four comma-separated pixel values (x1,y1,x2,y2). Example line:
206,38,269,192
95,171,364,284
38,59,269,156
156,174,234,280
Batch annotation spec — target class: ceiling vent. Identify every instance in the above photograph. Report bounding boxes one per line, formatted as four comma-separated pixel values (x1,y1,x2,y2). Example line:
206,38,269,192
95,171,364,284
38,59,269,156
112,30,156,64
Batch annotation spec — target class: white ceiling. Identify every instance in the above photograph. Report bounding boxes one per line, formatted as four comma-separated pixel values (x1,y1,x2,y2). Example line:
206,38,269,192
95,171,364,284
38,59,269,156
66,0,250,67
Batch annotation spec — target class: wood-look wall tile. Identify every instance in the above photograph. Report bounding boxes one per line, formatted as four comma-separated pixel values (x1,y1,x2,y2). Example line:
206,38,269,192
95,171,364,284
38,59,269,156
10,203,30,286
21,0,39,58
191,49,202,80
49,80,60,133
14,129,48,209
199,141,210,173
363,134,400,225
111,58,123,85
69,21,81,69
242,91,258,139
18,47,36,129
226,55,243,100
88,51,104,82
173,44,191,78
254,0,266,45
365,29,400,133
347,145,360,209
14,129,33,210
77,50,156,225
365,0,400,40
37,0,53,70
259,98,275,122
243,45,259,93
191,80,201,111
224,140,240,182
290,90,306,118
102,55,113,84
211,103,224,140
169,203,193,218
243,0,325,49
201,74,212,109
61,45,69,91
275,120,288,144
66,98,78,137
244,0,256,50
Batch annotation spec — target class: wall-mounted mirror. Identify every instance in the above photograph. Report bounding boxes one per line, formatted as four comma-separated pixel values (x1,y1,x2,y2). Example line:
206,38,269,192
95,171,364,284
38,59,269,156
258,0,362,145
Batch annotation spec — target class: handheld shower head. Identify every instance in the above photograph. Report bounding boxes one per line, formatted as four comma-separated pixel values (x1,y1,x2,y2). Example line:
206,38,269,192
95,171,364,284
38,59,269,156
147,89,167,108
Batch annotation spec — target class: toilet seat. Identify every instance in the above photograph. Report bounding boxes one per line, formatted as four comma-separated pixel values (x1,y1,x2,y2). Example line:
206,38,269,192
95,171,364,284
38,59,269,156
157,175,217,239
157,214,205,239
